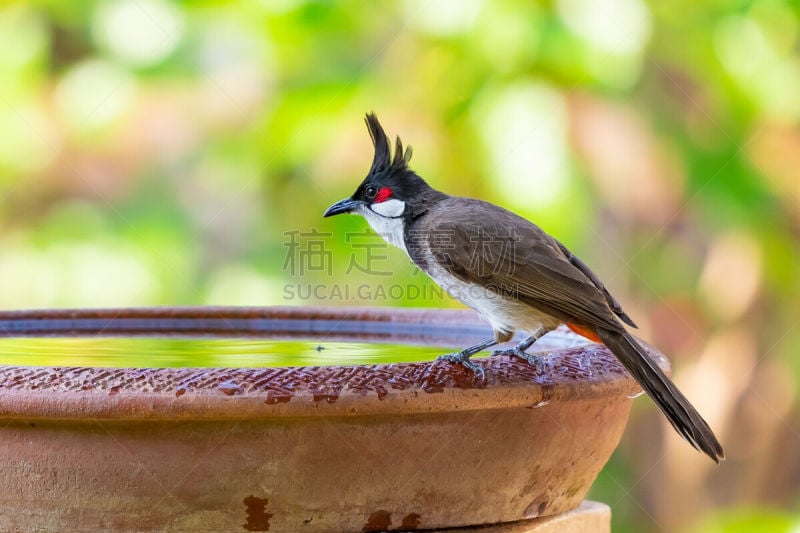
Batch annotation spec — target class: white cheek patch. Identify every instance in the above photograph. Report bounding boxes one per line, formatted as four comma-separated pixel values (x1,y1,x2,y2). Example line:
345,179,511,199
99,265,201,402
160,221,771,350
370,199,405,218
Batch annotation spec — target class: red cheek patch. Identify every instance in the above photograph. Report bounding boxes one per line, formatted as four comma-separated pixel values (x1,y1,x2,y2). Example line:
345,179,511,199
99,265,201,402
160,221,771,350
374,187,392,203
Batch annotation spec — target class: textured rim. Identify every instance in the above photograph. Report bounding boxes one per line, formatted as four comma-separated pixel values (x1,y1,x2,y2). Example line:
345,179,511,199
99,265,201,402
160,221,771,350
0,306,654,420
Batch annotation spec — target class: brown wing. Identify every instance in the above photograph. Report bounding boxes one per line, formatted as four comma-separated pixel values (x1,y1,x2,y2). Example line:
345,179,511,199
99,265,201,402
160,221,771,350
554,241,637,328
420,197,628,332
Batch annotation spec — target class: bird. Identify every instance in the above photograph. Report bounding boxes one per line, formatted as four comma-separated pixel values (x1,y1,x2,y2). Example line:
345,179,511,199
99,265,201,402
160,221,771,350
323,112,724,463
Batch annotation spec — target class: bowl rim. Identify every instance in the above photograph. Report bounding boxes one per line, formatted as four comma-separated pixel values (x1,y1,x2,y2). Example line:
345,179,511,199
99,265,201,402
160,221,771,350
0,306,654,421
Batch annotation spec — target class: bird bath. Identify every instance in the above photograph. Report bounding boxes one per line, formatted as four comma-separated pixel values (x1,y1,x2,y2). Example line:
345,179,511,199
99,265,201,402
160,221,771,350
0,306,654,532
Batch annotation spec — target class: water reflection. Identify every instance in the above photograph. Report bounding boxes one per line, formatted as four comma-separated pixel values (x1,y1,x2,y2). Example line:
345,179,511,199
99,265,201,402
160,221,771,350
0,338,454,368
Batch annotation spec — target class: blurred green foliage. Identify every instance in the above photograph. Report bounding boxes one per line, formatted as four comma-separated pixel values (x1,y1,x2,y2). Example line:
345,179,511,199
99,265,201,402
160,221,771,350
0,0,798,530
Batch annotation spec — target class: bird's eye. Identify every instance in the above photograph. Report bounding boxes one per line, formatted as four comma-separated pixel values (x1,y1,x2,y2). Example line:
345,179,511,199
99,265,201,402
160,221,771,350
364,185,377,199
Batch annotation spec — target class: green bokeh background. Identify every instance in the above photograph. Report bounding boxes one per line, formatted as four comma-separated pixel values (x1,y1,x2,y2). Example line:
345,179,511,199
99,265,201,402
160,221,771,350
0,0,799,530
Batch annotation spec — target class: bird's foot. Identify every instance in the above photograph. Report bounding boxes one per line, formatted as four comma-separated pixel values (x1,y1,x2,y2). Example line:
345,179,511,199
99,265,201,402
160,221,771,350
437,351,485,381
492,347,546,373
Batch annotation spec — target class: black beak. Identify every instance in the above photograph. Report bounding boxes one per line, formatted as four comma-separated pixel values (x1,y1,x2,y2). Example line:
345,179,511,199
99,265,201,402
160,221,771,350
323,197,361,217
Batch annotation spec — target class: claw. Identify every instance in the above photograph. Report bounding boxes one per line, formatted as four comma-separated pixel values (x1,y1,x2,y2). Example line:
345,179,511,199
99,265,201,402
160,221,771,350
492,347,546,373
437,352,485,381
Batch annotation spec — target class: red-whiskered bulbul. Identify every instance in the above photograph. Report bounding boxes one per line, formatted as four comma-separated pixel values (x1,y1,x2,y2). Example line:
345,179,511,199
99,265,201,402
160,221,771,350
324,113,724,463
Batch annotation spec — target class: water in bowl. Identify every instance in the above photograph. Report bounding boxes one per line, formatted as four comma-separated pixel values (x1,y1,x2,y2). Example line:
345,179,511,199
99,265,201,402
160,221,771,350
0,337,455,368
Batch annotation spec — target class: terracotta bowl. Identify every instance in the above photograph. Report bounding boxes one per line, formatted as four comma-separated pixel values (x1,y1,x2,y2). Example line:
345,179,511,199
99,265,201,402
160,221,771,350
0,307,656,532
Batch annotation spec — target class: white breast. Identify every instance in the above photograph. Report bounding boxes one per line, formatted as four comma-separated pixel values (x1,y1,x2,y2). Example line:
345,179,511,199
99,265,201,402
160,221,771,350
358,201,407,253
422,249,560,336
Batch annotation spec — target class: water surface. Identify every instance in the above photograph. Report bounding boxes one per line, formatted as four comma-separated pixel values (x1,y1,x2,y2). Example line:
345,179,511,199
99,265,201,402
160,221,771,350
0,337,455,368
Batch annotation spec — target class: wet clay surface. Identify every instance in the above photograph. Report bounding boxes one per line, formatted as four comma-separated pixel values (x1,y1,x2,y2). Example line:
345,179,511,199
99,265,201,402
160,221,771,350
0,339,649,419
0,342,625,394
0,308,657,419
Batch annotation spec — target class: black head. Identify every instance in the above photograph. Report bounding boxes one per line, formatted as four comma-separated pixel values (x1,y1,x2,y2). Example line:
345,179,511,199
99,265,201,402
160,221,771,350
323,113,443,220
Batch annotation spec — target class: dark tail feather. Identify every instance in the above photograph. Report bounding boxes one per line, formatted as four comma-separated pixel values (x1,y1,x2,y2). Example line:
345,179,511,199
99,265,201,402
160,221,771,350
596,328,725,463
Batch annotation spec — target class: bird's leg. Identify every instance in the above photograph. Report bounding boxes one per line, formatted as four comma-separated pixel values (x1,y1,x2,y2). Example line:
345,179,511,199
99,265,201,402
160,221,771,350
437,338,498,380
492,328,548,372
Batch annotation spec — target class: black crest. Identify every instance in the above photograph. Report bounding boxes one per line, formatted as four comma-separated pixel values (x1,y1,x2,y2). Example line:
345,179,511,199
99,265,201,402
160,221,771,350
365,112,413,176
